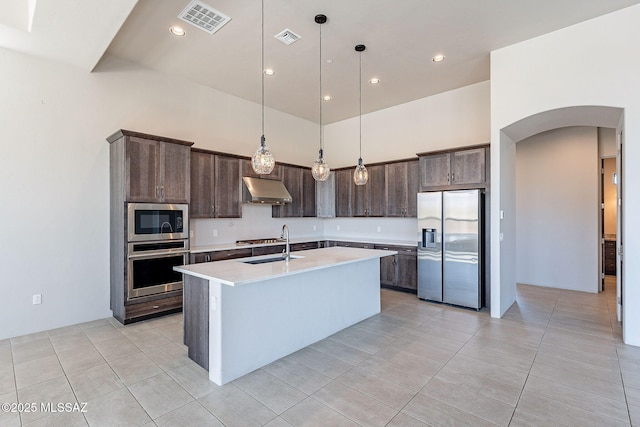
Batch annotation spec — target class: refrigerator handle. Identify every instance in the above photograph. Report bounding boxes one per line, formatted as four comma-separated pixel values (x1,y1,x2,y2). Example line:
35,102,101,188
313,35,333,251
422,228,437,248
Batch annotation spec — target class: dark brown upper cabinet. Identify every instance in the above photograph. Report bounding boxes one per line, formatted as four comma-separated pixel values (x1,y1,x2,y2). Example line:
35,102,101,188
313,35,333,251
190,149,241,218
241,158,282,181
335,165,385,217
109,131,192,204
272,165,316,218
418,145,488,191
385,159,419,217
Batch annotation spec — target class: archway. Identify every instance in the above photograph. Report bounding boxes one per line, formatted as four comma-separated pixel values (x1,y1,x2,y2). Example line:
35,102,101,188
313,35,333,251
491,105,624,327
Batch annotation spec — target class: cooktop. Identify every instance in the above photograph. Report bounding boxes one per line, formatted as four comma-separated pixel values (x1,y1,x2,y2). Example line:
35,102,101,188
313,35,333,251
235,238,285,246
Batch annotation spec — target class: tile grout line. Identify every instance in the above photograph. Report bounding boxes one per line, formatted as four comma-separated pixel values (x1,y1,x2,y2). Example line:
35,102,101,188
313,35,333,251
615,330,633,425
506,292,557,426
384,304,489,425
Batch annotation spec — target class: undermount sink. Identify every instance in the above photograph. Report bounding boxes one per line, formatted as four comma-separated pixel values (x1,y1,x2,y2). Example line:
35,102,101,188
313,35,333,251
241,255,303,265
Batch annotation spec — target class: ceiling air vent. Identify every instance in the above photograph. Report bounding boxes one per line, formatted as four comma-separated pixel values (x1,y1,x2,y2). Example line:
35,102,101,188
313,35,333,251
178,0,231,35
275,28,301,45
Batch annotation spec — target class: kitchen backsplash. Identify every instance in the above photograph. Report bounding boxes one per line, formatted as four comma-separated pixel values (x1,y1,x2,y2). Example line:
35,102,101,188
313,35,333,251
190,203,417,246
190,204,324,246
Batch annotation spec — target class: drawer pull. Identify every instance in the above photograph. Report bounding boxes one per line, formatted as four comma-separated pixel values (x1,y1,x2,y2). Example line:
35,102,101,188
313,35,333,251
152,305,159,309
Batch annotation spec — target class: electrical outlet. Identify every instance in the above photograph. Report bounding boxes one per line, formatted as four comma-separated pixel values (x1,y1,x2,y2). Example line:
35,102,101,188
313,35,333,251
377,226,381,232
213,229,218,237
336,225,340,231
33,294,42,305
313,225,317,231
189,230,194,238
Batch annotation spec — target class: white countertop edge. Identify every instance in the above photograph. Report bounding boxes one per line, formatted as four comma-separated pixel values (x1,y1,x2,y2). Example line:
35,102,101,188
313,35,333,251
190,236,416,253
175,247,397,286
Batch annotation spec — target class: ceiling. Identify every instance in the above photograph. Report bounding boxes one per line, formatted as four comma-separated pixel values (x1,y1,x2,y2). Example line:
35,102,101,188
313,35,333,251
3,0,640,124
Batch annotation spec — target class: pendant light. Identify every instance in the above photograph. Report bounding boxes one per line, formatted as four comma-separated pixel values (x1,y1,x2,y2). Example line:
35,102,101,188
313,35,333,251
353,44,368,186
251,0,275,175
311,14,330,181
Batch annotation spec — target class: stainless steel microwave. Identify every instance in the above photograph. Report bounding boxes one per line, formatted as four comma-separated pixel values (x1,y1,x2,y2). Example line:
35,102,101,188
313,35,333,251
127,203,189,242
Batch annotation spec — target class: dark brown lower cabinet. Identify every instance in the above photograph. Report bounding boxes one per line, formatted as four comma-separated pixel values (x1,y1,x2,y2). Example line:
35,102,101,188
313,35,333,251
375,244,417,293
189,241,417,293
252,245,286,256
327,240,374,249
191,243,323,263
124,293,183,322
604,240,616,276
290,241,319,251
379,255,396,287
190,248,253,264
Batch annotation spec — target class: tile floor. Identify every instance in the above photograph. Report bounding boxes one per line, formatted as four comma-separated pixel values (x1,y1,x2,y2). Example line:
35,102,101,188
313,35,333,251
1,279,638,426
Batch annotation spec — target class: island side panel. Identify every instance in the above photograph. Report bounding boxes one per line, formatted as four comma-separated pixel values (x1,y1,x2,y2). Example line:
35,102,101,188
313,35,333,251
183,274,209,370
212,258,380,385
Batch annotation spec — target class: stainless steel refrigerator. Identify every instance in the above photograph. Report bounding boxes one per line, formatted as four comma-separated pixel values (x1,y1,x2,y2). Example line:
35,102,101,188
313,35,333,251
417,189,483,309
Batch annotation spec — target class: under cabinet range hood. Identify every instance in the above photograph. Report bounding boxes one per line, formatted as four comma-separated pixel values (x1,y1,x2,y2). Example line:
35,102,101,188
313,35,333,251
242,177,292,205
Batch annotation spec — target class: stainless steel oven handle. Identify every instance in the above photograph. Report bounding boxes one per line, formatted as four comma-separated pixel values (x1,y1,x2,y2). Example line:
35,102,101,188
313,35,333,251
127,250,190,259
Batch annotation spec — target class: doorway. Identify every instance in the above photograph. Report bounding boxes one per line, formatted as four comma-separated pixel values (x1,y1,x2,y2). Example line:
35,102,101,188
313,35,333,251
601,157,617,292
493,105,626,338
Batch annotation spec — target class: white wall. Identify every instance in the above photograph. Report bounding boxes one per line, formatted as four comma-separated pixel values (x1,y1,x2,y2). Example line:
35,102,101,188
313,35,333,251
192,204,324,246
192,208,418,247
491,4,640,345
0,46,490,340
194,81,491,248
515,127,599,292
0,50,320,340
599,127,617,158
324,81,490,167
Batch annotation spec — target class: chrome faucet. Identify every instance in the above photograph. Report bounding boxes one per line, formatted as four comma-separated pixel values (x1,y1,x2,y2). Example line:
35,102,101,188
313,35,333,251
280,224,290,262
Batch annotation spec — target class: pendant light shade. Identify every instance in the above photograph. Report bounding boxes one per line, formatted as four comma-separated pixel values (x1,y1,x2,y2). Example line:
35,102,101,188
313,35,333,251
312,150,330,180
311,14,330,181
252,136,275,174
353,44,368,185
354,157,368,185
252,0,275,175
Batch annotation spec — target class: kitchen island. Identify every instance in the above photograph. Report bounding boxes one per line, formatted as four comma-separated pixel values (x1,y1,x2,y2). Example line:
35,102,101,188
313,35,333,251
174,246,396,385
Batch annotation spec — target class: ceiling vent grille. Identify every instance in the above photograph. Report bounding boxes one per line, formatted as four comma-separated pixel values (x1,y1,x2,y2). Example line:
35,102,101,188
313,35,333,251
275,28,301,45
178,0,231,34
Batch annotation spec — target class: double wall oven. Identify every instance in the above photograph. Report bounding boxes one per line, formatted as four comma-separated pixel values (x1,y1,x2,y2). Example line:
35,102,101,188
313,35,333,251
127,203,189,299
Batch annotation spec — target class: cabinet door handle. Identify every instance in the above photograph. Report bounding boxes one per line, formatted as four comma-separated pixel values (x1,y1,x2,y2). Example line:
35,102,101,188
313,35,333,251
206,255,211,262
451,173,455,182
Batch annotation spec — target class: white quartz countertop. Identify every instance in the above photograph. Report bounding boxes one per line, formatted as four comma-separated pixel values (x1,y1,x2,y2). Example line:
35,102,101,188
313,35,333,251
174,246,397,286
190,236,416,253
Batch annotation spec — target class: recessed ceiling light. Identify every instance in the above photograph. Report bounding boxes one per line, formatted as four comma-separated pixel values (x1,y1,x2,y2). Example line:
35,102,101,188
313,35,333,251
323,95,332,101
169,26,186,36
326,59,333,63
369,78,380,85
432,54,446,63
264,69,275,76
